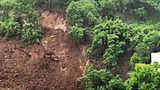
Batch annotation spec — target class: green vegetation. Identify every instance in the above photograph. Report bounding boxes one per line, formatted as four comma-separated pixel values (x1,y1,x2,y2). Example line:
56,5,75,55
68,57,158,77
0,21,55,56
66,0,99,27
70,25,86,44
88,19,134,67
36,0,79,11
1,0,160,89
97,0,128,18
0,0,42,44
126,63,160,90
65,0,160,89
83,63,160,90
88,30,108,58
131,31,160,66
82,66,126,90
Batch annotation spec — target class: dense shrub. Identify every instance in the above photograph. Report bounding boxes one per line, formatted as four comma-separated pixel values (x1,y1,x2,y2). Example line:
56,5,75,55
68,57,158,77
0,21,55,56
66,0,99,27
88,31,108,58
126,63,160,90
130,24,154,46
131,31,160,66
0,11,21,38
82,66,126,90
70,25,86,44
98,0,128,18
108,78,126,90
36,0,79,10
132,7,148,20
144,32,160,51
21,21,42,44
0,0,19,9
0,0,19,20
82,66,114,89
38,0,66,11
137,0,160,10
89,19,133,67
66,0,79,6
130,43,151,66
17,0,38,8
0,0,43,44
127,0,160,20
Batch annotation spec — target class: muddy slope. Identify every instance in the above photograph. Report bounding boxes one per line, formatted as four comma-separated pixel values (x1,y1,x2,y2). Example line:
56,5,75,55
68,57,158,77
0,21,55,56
0,9,89,90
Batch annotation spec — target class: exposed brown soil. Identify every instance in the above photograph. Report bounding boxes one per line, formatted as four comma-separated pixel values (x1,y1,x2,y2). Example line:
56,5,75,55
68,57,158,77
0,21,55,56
0,9,89,90
118,51,132,80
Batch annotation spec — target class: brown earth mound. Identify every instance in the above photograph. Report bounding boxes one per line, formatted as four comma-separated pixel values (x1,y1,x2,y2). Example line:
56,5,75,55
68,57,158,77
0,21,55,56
0,9,89,90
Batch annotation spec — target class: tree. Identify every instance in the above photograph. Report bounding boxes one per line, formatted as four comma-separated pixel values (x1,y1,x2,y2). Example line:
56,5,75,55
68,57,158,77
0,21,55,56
97,0,129,18
66,0,99,27
130,31,160,66
89,19,133,67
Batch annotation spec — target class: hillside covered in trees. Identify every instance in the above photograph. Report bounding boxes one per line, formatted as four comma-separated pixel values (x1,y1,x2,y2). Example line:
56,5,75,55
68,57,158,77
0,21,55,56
0,0,160,90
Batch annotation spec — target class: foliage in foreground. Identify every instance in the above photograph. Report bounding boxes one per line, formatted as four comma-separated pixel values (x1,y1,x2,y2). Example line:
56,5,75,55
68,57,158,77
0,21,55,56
82,66,126,90
83,63,160,90
126,63,160,90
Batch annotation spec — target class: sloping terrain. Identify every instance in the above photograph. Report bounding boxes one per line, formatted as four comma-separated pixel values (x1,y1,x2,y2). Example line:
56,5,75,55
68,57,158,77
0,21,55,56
0,9,89,90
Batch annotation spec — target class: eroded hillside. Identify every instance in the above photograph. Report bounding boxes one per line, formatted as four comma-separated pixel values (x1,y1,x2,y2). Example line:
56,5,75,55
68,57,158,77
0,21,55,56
0,9,89,90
